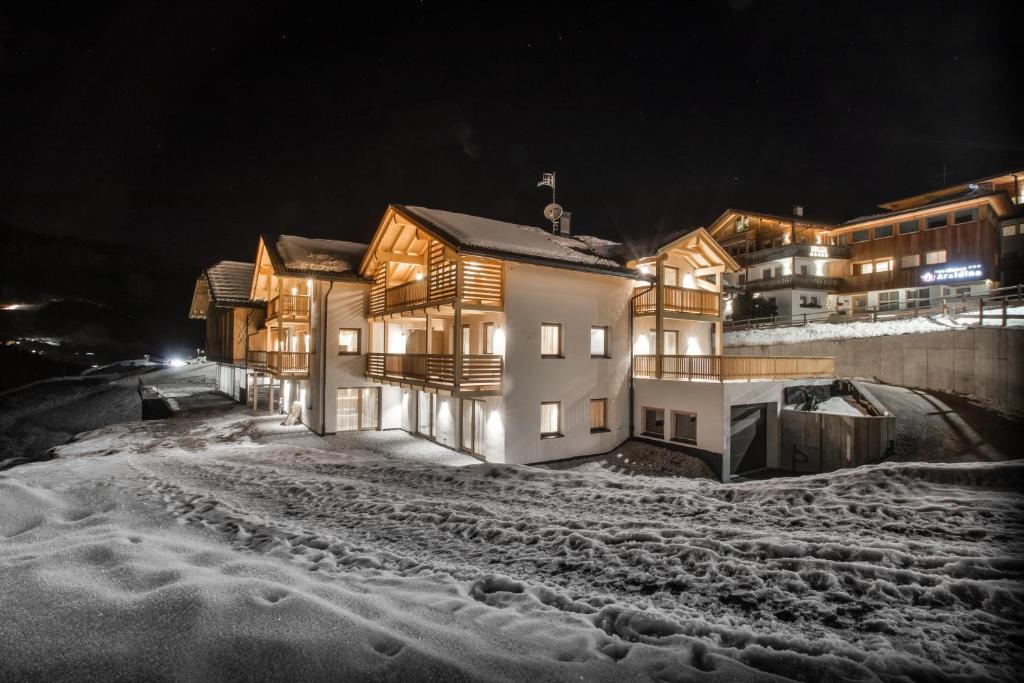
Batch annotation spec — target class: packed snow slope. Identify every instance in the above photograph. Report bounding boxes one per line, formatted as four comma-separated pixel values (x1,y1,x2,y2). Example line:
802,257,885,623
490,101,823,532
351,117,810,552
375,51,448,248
2,412,1023,681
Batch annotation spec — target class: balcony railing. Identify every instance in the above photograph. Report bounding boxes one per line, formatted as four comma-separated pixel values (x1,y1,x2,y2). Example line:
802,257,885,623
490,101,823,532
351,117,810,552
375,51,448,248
366,353,502,389
267,294,310,321
743,275,843,293
633,354,834,381
385,278,429,310
633,285,721,316
734,243,850,266
369,252,502,317
268,351,310,377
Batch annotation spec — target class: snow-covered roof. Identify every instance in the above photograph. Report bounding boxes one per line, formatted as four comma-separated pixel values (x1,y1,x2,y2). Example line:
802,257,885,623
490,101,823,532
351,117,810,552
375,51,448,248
395,206,636,277
263,235,369,280
205,261,258,307
841,188,1004,227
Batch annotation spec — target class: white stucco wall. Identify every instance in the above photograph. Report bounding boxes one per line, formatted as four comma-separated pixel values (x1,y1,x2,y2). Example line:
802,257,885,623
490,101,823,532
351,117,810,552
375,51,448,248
501,262,633,465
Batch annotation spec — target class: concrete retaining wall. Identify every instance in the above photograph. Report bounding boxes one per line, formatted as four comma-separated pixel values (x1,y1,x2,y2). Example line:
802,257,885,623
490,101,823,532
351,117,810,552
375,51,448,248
726,328,1024,415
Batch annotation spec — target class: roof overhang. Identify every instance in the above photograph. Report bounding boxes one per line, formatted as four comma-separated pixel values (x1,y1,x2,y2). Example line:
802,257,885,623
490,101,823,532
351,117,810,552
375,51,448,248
629,227,741,273
828,192,1014,234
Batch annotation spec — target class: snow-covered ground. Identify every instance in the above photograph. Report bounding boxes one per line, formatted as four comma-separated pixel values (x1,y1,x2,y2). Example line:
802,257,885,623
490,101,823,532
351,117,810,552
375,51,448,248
725,306,1024,348
3,399,1023,680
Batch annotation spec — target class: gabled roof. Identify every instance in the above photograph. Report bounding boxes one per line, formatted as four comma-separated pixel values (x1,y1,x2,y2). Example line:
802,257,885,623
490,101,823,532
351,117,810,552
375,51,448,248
634,227,741,273
205,261,259,307
376,205,638,278
262,234,370,281
837,188,1012,230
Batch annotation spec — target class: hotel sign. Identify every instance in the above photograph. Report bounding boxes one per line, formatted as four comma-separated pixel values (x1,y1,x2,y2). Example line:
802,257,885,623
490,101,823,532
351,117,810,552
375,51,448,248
920,263,983,284
808,246,829,258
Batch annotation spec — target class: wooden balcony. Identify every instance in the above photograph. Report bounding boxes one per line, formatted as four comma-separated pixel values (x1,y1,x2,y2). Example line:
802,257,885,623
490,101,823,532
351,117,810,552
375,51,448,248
633,354,834,382
247,350,268,368
735,243,850,266
632,285,721,317
267,351,310,378
267,294,310,322
365,353,502,391
744,275,844,293
368,252,502,317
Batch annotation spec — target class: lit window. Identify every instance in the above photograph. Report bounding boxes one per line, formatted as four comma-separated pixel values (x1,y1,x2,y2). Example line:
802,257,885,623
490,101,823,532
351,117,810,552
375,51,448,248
590,399,608,433
925,250,947,265
901,254,921,268
857,262,874,275
663,266,679,287
1002,224,1018,237
874,225,893,239
462,325,470,354
878,291,899,311
590,326,609,357
875,259,892,273
541,323,562,357
672,411,697,444
926,214,948,230
953,208,978,224
483,322,495,354
338,328,360,355
898,219,920,235
540,402,561,438
851,229,871,243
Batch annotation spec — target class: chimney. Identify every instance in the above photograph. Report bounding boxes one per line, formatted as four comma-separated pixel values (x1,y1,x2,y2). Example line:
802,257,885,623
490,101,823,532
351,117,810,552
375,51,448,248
793,205,804,217
560,211,572,235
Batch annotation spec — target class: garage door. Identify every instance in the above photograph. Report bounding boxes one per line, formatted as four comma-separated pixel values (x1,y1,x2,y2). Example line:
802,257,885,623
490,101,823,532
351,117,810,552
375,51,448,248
730,403,767,475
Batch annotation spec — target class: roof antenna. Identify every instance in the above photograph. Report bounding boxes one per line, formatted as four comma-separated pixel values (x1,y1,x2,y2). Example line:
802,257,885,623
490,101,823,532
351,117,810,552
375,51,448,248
537,172,563,234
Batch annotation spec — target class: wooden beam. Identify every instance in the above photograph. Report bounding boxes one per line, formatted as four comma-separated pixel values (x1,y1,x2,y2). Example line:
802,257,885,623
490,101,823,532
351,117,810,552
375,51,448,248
377,250,426,266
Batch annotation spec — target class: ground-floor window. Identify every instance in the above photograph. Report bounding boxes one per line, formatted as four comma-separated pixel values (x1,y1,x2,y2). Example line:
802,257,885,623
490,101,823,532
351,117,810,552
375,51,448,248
906,287,930,308
878,291,899,311
417,391,436,438
643,407,664,438
590,399,608,433
461,399,486,455
672,411,697,444
336,387,380,431
540,401,562,438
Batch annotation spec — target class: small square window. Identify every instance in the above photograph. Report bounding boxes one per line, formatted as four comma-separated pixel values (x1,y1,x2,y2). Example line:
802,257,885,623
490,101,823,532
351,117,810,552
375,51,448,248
672,411,697,444
590,326,609,357
953,208,978,224
643,408,665,439
540,401,562,438
338,328,361,355
874,225,893,239
541,323,562,357
926,214,948,230
851,229,871,243
590,399,608,433
898,219,920,235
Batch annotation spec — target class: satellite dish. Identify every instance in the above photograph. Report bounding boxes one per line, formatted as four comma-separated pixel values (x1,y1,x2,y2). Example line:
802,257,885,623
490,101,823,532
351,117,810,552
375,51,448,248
543,203,564,222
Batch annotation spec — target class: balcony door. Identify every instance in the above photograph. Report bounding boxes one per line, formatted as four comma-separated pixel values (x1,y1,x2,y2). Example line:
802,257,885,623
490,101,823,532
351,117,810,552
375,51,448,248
461,399,486,456
417,390,435,438
336,387,380,432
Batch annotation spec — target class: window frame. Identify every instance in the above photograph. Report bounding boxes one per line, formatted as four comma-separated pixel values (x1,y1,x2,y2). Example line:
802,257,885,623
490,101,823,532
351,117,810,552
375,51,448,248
901,254,920,268
483,322,495,354
925,214,948,230
898,219,920,235
540,323,563,358
1002,224,1018,237
953,207,978,225
540,401,563,439
462,324,471,355
590,398,609,433
590,326,610,358
671,410,697,445
642,407,665,439
873,225,894,240
925,249,947,265
337,328,361,355
851,229,871,243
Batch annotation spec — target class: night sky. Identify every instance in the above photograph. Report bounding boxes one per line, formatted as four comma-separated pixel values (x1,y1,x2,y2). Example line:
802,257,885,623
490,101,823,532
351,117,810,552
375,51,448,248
2,1,1020,267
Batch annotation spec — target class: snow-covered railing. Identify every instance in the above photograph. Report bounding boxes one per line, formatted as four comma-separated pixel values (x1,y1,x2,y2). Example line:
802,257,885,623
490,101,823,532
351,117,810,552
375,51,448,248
725,284,1024,332
633,354,835,381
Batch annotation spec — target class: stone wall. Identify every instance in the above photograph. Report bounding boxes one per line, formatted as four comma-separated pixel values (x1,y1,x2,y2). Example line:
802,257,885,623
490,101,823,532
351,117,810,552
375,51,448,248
727,328,1024,415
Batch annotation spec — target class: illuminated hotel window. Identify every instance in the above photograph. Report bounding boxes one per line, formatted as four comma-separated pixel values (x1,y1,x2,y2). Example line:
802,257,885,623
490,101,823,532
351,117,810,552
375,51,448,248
590,326,609,358
925,250,947,265
540,401,562,438
590,399,608,433
338,328,361,355
901,254,921,268
540,323,562,357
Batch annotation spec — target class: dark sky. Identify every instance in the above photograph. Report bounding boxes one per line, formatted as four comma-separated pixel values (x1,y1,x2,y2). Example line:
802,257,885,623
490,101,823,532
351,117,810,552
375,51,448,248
2,1,1021,266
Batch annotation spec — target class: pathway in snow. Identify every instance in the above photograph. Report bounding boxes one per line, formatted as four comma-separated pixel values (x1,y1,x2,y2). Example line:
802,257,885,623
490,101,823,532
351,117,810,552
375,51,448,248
4,406,1018,681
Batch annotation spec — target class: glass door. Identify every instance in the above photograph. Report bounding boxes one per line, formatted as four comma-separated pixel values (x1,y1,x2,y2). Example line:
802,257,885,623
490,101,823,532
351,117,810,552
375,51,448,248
336,387,380,432
461,399,486,456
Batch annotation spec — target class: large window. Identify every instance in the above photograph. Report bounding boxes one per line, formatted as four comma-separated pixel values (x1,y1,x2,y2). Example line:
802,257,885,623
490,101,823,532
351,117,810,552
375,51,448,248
855,262,874,275
851,229,871,243
338,328,361,355
461,399,486,455
874,259,893,273
672,411,697,444
1003,224,1019,237
540,402,562,438
336,387,379,431
541,323,562,357
925,249,947,265
901,254,920,268
926,214,948,230
663,266,679,287
590,326,609,357
590,399,608,433
643,408,665,438
953,208,978,224
878,291,899,312
874,225,893,239
898,219,920,235
907,288,930,308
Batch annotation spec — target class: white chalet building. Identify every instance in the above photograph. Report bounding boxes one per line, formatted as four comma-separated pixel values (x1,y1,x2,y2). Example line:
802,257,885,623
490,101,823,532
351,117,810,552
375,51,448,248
194,206,835,480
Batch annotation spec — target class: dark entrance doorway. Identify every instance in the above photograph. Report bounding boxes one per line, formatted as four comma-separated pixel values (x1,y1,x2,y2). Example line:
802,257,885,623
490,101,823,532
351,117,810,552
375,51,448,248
730,403,767,475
